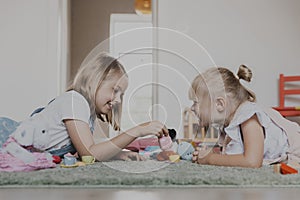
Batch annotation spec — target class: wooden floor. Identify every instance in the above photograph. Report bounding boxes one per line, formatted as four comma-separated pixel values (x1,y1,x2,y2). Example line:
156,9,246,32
1,187,300,200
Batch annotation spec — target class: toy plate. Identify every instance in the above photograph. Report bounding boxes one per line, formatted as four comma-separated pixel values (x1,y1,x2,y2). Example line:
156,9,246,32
60,163,79,168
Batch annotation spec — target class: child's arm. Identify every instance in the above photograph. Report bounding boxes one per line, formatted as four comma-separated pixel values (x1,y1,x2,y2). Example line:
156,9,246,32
193,115,264,168
64,119,168,161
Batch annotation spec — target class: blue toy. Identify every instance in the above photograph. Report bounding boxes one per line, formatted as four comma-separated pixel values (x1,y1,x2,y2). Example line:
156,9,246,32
177,141,195,161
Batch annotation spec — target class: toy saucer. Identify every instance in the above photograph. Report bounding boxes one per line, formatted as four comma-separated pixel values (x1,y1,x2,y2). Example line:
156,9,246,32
76,161,86,166
169,154,180,163
86,162,95,165
60,162,79,168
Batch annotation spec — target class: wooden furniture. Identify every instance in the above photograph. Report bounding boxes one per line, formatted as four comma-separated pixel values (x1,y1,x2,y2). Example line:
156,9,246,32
183,107,199,139
182,107,218,143
273,74,300,117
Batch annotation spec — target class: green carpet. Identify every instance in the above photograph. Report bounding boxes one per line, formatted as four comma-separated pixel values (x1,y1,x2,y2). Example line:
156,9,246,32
1,160,300,187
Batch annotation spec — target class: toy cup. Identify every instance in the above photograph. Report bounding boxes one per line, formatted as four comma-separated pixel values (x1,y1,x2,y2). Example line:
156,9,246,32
63,155,77,166
81,155,95,164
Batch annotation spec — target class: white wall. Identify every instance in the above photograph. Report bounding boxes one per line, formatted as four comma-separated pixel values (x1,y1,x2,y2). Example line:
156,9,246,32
110,14,153,132
0,0,68,121
154,0,300,135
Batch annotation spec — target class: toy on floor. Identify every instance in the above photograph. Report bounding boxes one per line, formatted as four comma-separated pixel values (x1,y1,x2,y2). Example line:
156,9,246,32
156,150,178,161
139,146,161,159
159,135,173,150
169,154,180,162
52,155,61,164
60,153,78,168
273,162,298,175
126,137,158,152
126,128,177,152
126,129,198,162
177,141,195,161
81,155,95,164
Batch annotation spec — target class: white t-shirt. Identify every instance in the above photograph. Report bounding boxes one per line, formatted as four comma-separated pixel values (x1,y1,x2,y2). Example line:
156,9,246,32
11,91,93,151
223,101,289,163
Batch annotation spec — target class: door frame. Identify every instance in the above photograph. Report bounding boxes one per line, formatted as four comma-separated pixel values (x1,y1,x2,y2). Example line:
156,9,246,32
57,0,71,93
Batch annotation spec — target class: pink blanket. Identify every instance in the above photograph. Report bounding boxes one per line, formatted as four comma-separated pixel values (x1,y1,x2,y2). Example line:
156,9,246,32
0,137,56,172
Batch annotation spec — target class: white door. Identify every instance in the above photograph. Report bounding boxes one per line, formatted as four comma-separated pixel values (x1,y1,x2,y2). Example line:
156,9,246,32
110,14,153,133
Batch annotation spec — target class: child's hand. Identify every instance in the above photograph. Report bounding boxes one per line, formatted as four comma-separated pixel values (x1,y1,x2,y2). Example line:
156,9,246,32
192,146,212,164
136,121,169,138
114,151,146,161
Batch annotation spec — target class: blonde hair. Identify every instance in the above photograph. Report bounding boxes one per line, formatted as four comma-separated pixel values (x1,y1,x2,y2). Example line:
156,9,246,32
68,52,126,131
189,65,256,106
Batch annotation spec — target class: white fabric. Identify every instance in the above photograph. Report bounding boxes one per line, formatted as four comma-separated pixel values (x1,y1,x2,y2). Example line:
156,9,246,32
223,101,289,163
11,91,91,151
263,107,300,164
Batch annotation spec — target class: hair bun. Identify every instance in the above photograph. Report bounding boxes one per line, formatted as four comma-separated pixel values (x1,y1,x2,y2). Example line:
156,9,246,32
237,64,252,82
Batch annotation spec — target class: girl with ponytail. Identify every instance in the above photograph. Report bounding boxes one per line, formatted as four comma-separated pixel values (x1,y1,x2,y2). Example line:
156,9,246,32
189,65,300,168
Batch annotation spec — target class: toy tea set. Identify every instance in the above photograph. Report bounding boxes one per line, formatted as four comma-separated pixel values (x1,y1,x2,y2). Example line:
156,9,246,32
59,129,205,167
126,129,200,163
60,153,95,168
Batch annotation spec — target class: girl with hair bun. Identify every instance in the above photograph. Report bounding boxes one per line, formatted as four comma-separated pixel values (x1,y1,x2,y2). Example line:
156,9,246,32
189,65,300,168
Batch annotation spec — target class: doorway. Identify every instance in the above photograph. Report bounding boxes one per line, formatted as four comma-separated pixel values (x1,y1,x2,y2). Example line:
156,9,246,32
110,14,153,133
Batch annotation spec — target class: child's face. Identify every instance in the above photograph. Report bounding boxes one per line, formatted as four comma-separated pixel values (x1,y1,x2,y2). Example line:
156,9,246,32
95,73,128,115
190,95,212,127
190,94,226,127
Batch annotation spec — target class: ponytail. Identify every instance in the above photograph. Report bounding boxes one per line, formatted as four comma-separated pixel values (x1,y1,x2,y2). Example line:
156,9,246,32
237,64,252,82
236,65,256,102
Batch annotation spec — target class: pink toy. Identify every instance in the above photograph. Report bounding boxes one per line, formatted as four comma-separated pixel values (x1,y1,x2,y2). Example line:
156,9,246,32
159,135,173,151
126,129,176,152
126,137,159,152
